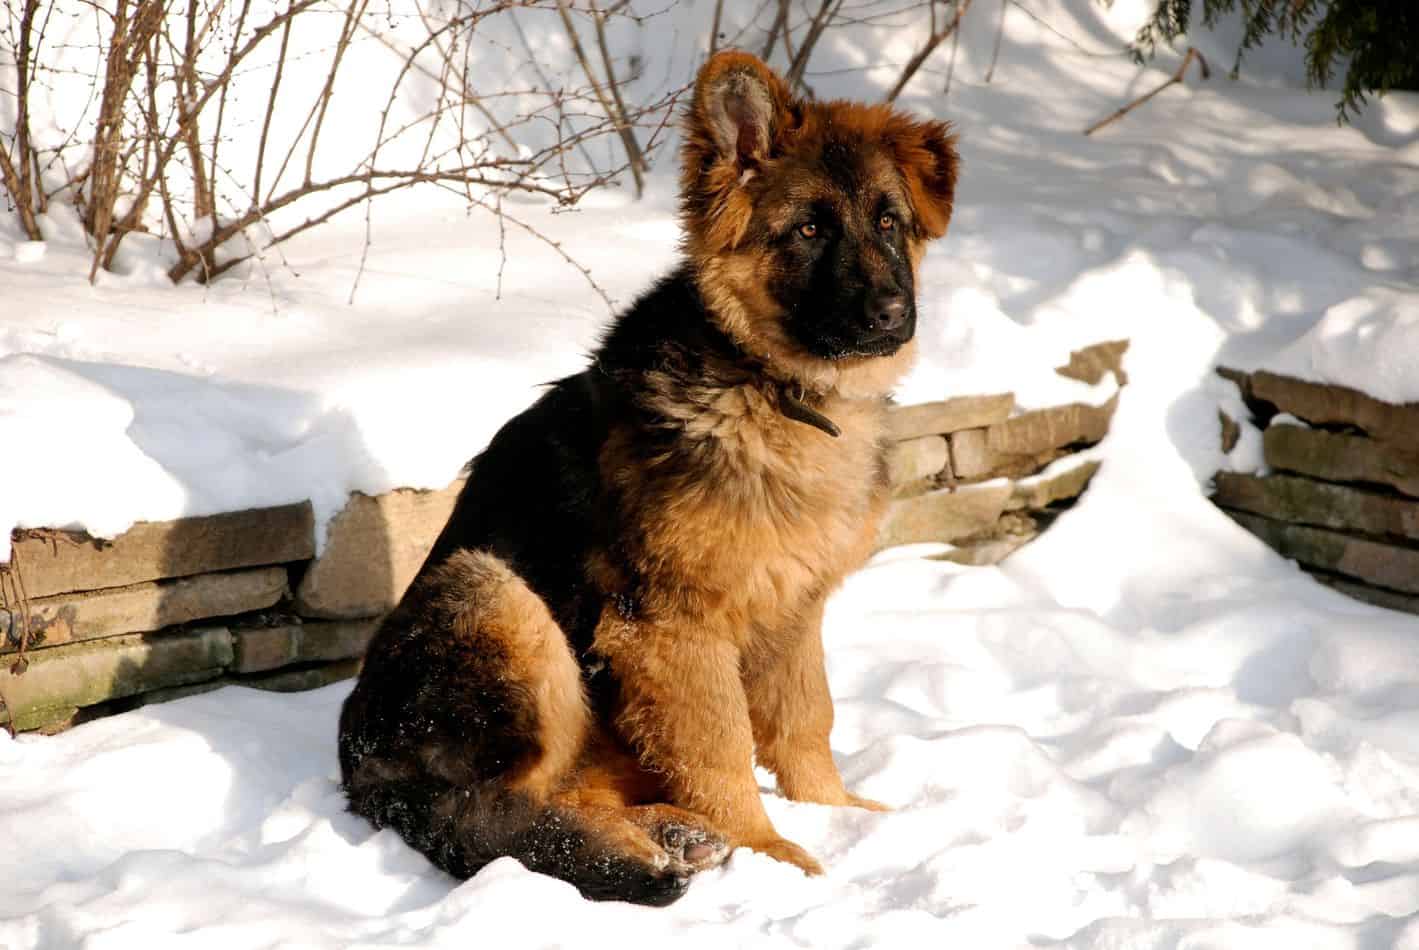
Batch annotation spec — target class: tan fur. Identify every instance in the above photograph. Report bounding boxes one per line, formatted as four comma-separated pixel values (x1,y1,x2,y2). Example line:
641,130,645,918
559,50,960,874
586,359,900,870
368,51,957,885
440,550,590,801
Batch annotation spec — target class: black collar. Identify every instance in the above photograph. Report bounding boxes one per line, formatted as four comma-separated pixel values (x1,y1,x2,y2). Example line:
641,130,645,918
778,382,841,438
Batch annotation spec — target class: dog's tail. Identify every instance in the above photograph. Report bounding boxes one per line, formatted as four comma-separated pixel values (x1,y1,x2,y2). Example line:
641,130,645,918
343,775,691,906
339,549,691,906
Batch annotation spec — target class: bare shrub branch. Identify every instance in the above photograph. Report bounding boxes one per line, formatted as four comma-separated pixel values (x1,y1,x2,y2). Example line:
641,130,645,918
885,0,974,103
784,0,841,94
1085,46,1210,135
1,0,44,239
556,0,646,197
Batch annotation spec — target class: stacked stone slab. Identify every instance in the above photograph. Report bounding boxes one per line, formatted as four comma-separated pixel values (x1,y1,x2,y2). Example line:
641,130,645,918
1213,369,1419,617
0,502,378,732
876,339,1124,561
0,339,1126,733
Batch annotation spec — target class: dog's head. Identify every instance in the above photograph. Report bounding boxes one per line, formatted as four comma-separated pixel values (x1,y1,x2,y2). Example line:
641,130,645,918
681,51,958,396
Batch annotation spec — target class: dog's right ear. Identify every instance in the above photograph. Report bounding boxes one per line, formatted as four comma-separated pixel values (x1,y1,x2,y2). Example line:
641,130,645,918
681,52,793,250
689,51,791,172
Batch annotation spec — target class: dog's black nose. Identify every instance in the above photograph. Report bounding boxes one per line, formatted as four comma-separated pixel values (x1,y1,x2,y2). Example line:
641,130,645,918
865,293,909,332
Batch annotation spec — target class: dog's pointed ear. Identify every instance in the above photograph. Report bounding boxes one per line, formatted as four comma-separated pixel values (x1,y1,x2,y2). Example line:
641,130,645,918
892,118,959,240
688,51,792,173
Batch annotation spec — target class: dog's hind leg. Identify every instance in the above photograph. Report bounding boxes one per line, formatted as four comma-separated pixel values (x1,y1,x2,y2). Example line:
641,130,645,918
340,550,722,905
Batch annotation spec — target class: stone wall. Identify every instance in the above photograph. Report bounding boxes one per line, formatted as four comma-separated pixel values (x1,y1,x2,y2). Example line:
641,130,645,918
0,340,1125,733
1214,369,1419,616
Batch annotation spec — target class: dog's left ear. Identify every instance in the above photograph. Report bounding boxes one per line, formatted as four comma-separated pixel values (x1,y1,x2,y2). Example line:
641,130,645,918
891,118,959,240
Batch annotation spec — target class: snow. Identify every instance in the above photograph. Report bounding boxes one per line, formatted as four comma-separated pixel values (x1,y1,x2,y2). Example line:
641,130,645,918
3,0,1419,946
1271,289,1419,404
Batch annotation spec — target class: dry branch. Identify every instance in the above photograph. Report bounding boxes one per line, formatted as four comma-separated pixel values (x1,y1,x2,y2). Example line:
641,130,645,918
984,0,1007,83
0,146,40,241
1084,46,1210,136
885,0,974,103
708,0,725,55
2,0,44,239
784,0,840,93
556,0,645,197
760,0,789,61
2,0,678,298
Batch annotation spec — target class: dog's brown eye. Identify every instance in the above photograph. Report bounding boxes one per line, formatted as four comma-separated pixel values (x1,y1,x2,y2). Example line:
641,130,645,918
798,222,818,239
878,213,895,232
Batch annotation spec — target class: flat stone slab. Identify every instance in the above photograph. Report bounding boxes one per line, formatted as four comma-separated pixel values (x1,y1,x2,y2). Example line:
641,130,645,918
1225,510,1419,595
231,619,379,674
887,394,1014,442
887,436,949,492
1056,339,1129,386
933,511,1040,566
0,626,233,732
950,430,1063,482
1214,473,1419,542
878,483,1011,549
1265,425,1419,499
233,657,362,693
1007,460,1101,511
295,481,463,620
1248,370,1419,444
949,399,1115,482
985,395,1117,456
3,567,287,653
8,502,314,599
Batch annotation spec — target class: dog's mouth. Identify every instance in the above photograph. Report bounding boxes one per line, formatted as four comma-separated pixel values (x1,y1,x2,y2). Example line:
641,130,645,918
810,331,912,360
838,335,909,358
794,306,916,361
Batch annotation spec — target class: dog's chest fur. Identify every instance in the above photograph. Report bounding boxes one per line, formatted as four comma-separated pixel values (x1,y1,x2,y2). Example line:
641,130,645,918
609,375,888,644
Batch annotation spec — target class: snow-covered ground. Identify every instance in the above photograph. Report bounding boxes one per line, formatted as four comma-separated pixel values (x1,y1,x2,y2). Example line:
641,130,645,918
3,1,1419,946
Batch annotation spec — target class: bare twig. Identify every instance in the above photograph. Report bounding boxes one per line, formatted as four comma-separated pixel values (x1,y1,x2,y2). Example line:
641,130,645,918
4,0,44,239
943,3,962,96
494,193,507,300
984,0,1007,83
464,189,615,313
87,0,165,281
23,0,58,214
591,0,647,179
708,0,725,55
253,10,292,207
784,0,840,94
171,161,613,283
885,0,975,103
208,0,249,206
7,0,664,300
179,0,216,276
556,0,645,197
760,0,788,62
508,7,601,173
303,0,368,185
1084,46,1210,135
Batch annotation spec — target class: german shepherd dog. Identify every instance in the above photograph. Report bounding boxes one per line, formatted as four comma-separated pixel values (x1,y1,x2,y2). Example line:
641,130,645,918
338,50,958,906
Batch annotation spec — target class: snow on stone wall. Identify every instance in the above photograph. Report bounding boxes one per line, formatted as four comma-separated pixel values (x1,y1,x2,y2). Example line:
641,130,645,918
0,341,1125,733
